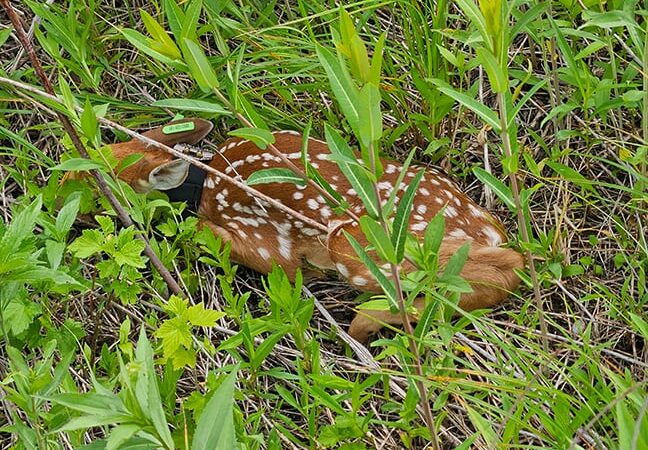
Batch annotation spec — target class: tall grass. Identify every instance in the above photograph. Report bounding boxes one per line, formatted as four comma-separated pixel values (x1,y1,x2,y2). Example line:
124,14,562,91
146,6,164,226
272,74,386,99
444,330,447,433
0,0,646,448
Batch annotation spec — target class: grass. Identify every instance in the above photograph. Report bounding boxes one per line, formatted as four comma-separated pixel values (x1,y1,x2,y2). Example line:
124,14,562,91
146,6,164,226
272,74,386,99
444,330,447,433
0,0,646,449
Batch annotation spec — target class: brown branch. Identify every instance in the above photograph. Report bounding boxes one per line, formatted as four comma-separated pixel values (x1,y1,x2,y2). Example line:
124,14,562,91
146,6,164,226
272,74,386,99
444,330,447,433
1,0,183,296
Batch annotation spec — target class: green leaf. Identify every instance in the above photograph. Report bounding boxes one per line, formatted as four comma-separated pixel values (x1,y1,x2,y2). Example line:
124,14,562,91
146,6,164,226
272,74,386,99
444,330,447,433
358,83,382,147
471,167,515,211
442,241,471,278
186,303,226,327
423,212,445,265
140,10,182,59
228,127,275,149
156,317,192,355
50,158,104,172
344,231,397,308
152,98,230,115
247,168,306,186
106,424,141,450
477,47,507,93
192,367,239,450
428,78,501,132
325,125,380,219
0,196,42,256
392,170,424,261
316,45,361,137
55,195,81,238
359,216,396,264
182,38,219,92
114,240,146,268
81,99,100,147
134,328,174,449
545,161,597,193
368,33,386,85
121,28,186,70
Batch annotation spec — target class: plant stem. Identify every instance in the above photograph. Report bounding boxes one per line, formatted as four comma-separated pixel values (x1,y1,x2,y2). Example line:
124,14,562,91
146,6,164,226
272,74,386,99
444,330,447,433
496,92,548,354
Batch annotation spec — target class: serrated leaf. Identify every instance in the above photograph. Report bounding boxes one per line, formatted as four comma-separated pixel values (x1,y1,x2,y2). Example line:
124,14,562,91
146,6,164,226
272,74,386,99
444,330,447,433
68,229,103,259
186,303,226,327
156,317,192,355
114,240,146,268
247,168,306,186
152,98,230,114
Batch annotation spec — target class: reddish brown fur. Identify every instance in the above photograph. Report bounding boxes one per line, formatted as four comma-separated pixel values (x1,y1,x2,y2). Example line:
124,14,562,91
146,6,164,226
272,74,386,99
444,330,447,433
108,119,524,342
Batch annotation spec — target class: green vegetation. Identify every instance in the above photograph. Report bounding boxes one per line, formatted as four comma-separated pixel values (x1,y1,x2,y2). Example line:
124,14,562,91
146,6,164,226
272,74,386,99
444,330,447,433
0,0,646,448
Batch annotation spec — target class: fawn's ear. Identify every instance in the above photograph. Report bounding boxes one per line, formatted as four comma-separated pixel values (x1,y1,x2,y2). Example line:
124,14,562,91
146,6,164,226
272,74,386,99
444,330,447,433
148,159,191,190
142,118,214,147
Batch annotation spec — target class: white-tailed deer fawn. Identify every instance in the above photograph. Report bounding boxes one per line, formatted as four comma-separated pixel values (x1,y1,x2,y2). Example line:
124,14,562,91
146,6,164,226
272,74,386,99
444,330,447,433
108,118,524,342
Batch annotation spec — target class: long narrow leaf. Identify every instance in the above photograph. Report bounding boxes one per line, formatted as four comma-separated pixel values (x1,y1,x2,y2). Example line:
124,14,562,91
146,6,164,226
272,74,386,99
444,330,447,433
392,170,424,261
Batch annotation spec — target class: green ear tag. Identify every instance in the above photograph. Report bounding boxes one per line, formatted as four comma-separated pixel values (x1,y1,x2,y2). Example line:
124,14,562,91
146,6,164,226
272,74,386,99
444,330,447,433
162,122,196,135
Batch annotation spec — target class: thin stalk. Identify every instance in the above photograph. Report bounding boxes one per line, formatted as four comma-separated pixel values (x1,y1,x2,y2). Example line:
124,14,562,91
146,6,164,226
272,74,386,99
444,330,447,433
0,0,183,296
366,142,440,449
496,92,548,353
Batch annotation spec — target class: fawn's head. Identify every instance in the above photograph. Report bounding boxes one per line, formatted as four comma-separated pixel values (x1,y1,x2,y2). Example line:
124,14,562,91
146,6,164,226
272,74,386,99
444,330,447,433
110,118,213,193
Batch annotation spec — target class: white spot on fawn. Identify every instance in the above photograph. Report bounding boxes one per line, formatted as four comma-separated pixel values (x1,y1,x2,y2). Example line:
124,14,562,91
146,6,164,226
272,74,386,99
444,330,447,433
307,199,319,210
443,206,458,218
258,247,271,260
416,204,427,215
336,263,350,277
352,276,368,286
469,203,485,218
278,235,292,259
482,226,502,246
411,222,427,231
420,187,430,196
205,177,215,189
449,229,468,238
293,191,304,200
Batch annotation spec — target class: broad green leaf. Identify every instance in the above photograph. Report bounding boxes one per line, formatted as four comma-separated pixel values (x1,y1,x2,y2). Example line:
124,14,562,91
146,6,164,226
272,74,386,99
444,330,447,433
134,329,174,449
472,167,515,211
0,196,42,256
359,216,396,264
182,38,219,92
186,303,226,327
339,9,370,82
48,393,125,415
228,127,275,149
344,231,397,308
454,0,489,47
55,195,81,238
81,99,100,147
50,158,104,172
247,168,306,186
316,45,361,137
423,212,445,266
156,317,192,355
429,79,501,132
442,241,471,278
466,405,498,448
106,424,141,450
392,170,424,261
114,240,146,268
140,10,181,59
192,367,239,450
325,125,380,219
152,98,230,115
358,83,382,147
121,29,186,69
477,47,507,93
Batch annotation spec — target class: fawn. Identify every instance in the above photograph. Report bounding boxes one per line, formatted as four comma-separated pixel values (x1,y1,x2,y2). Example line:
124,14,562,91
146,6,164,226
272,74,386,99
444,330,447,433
109,118,524,342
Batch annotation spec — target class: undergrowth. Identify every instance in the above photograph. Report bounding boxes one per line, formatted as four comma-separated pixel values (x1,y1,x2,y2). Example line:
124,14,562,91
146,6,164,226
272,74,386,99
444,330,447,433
0,0,646,449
